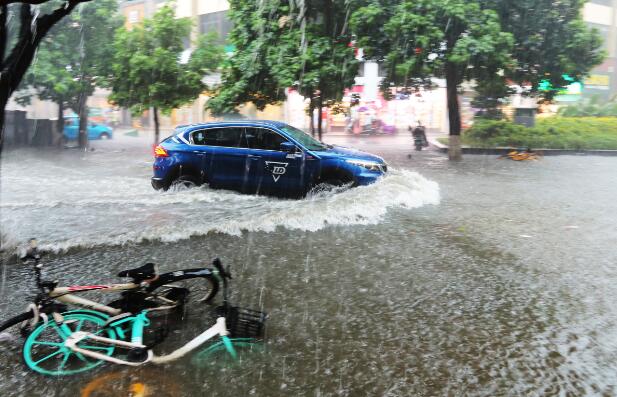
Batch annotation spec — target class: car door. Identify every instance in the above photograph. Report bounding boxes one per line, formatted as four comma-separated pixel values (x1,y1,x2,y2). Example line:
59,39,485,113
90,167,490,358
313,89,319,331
64,118,78,140
243,127,305,195
190,127,250,191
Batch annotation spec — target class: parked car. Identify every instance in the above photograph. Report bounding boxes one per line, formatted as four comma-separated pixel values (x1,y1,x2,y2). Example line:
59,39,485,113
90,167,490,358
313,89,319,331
63,117,113,141
151,121,388,197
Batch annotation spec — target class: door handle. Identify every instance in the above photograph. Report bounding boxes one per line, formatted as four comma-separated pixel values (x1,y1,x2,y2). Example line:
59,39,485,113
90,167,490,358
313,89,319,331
247,155,260,160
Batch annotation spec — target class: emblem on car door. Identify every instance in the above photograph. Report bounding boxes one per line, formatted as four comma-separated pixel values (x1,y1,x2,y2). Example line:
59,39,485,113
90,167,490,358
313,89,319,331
264,161,289,182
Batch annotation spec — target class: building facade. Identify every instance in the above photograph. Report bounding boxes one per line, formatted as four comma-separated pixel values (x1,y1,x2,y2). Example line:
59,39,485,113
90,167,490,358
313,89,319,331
583,0,617,99
13,0,606,132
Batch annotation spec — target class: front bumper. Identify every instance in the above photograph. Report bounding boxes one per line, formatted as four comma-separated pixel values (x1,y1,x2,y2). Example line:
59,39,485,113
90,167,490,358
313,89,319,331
354,169,387,186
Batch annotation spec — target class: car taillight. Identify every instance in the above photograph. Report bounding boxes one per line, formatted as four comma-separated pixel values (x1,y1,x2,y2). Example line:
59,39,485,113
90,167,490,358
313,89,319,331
154,145,169,158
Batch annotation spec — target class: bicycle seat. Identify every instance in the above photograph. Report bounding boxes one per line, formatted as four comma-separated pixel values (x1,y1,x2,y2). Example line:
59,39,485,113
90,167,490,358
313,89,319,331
117,263,157,282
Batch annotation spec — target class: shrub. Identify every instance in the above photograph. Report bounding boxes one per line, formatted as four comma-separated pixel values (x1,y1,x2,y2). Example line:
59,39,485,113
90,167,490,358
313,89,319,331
463,117,617,149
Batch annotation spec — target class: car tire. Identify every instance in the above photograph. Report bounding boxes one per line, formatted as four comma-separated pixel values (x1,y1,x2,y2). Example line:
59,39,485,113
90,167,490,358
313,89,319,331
308,176,353,196
99,133,110,140
169,175,200,191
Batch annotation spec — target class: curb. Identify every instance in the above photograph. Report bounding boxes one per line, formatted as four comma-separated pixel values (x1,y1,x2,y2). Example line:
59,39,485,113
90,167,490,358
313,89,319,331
430,139,617,156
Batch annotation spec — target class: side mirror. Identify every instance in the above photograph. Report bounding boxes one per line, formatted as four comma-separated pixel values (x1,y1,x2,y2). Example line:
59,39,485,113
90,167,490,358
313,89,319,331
280,141,298,153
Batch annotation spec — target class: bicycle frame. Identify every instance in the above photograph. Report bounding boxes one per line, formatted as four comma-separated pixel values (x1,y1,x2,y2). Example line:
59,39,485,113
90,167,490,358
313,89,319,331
64,314,236,366
50,283,139,316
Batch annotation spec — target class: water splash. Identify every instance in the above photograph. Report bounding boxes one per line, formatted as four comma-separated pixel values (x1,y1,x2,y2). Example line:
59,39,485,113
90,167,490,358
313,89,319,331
1,167,439,254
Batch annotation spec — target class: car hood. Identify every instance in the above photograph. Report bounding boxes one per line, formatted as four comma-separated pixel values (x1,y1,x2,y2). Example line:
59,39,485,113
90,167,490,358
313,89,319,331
310,145,384,163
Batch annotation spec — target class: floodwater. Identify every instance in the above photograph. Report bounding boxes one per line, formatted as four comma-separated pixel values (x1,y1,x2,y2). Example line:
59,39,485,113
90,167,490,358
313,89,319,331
1,135,617,396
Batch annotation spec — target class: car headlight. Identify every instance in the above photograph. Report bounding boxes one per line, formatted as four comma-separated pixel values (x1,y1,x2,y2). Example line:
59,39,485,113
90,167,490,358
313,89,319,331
346,159,386,172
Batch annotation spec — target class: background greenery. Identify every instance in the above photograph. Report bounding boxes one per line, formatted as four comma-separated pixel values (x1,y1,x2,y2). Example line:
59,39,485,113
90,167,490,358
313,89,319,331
458,118,617,150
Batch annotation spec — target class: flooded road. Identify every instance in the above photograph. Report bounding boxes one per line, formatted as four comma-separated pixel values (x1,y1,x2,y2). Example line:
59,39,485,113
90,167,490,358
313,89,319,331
1,136,617,396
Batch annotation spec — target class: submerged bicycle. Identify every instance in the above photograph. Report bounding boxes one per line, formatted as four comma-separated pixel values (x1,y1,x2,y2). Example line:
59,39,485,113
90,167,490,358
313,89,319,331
1,240,267,376
0,239,222,336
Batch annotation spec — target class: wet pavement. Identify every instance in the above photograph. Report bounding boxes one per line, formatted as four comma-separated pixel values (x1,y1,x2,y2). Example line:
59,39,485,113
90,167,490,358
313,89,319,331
1,133,617,396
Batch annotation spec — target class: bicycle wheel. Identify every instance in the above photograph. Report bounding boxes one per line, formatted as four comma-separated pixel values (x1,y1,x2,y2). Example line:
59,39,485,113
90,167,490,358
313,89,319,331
0,311,33,333
153,276,219,305
191,337,264,368
23,311,116,376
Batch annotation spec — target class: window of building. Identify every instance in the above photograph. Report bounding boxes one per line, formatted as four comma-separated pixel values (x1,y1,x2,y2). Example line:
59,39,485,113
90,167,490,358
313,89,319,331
128,10,139,24
590,0,613,7
199,11,233,43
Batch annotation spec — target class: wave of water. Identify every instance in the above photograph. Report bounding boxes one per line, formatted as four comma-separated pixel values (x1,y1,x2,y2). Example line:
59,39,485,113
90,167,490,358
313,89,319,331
1,164,439,253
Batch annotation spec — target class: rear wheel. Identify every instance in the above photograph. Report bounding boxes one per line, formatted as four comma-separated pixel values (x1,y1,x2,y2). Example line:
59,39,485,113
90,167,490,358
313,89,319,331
169,175,199,191
152,276,219,305
99,133,110,140
23,311,116,376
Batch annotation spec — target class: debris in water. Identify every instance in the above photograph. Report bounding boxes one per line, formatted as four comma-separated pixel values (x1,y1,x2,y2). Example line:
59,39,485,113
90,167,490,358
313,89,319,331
501,150,541,161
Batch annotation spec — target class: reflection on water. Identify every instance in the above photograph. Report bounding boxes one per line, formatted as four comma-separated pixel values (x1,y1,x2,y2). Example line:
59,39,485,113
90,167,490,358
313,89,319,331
1,147,617,396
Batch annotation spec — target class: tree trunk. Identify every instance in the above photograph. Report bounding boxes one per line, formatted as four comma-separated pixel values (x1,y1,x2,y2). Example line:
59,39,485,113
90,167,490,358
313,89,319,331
153,106,160,147
317,95,323,141
77,94,89,149
55,100,65,146
308,93,315,137
0,2,87,149
445,61,462,161
0,88,7,154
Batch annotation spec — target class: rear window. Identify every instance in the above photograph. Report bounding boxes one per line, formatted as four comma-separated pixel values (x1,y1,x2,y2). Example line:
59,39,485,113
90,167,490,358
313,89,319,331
192,127,244,147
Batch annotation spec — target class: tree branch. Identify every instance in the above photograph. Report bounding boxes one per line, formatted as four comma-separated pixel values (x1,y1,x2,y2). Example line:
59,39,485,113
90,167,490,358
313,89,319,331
0,0,90,5
2,0,88,94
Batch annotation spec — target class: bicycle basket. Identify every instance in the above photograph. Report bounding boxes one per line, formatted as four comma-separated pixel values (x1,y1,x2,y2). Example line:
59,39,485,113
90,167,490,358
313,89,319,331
221,306,267,339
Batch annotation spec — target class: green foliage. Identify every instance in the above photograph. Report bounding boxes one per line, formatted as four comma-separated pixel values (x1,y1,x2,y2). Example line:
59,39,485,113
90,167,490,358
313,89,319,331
352,0,604,136
464,117,617,149
208,0,358,117
352,0,513,140
109,6,223,117
15,0,123,110
352,0,513,87
481,0,605,100
558,97,617,117
471,76,513,120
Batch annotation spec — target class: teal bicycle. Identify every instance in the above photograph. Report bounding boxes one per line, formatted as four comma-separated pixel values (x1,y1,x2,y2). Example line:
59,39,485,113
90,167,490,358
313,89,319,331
14,256,267,376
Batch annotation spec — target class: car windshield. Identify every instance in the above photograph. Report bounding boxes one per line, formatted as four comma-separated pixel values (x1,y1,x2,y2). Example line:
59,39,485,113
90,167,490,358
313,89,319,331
279,125,328,151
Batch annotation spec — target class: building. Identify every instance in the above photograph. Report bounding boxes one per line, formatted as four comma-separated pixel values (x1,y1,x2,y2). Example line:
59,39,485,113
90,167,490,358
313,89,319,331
583,0,617,99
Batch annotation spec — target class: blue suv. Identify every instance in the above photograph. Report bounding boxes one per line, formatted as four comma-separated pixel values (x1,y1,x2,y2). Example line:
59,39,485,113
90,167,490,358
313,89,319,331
151,121,387,197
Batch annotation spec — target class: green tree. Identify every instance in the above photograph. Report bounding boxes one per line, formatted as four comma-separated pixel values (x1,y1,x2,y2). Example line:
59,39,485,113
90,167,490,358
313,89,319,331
483,0,604,100
109,5,223,145
471,74,513,120
352,0,513,160
1,0,91,150
205,1,287,119
208,0,358,140
15,0,122,148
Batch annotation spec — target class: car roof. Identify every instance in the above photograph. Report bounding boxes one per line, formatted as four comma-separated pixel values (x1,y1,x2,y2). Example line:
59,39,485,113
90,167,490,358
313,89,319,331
176,120,287,133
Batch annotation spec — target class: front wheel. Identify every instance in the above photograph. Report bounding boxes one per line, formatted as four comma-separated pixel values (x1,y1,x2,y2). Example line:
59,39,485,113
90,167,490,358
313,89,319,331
23,311,116,376
308,177,353,196
0,311,34,335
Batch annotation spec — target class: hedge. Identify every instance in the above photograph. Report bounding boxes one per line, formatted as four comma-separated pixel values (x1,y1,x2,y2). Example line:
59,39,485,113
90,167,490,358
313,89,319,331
463,117,617,150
